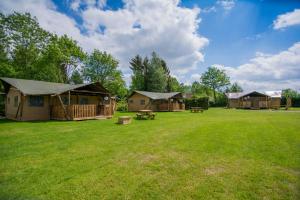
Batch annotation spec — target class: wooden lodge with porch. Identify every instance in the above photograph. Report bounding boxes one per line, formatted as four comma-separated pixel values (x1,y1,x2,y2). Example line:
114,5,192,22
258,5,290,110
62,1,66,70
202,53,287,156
226,91,281,109
128,91,185,112
0,77,115,121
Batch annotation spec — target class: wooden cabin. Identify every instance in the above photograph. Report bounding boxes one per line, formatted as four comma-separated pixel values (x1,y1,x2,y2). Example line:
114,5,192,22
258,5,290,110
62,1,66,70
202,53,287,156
0,77,115,121
226,91,281,109
128,91,185,112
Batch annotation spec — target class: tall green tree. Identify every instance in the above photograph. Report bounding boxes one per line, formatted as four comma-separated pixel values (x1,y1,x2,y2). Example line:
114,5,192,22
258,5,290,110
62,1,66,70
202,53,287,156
129,52,171,92
146,52,168,92
282,89,299,98
83,50,127,97
0,12,85,83
0,12,52,79
201,66,230,101
51,35,86,82
226,82,243,93
167,76,181,92
129,55,147,91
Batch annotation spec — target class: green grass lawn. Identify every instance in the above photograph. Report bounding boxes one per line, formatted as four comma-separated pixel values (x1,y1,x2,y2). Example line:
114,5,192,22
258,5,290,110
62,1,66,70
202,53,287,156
1,108,300,200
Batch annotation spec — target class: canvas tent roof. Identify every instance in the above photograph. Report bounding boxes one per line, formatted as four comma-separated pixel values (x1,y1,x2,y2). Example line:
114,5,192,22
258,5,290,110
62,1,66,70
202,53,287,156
0,77,109,95
264,91,282,98
132,91,182,100
226,90,282,99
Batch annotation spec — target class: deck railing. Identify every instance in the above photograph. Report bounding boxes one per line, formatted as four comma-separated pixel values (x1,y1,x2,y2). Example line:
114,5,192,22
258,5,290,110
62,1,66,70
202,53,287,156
51,104,111,120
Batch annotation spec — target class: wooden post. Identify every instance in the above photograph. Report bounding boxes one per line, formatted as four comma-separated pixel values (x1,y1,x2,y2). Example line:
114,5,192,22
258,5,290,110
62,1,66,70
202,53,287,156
19,94,25,120
57,94,70,120
68,91,71,105
168,99,170,111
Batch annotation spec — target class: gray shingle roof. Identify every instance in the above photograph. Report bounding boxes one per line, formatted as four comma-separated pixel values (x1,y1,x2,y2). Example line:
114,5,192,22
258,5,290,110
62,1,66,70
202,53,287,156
0,77,94,95
133,91,182,100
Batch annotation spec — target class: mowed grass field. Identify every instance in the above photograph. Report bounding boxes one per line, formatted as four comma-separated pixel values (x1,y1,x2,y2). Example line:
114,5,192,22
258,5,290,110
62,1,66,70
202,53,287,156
0,108,300,200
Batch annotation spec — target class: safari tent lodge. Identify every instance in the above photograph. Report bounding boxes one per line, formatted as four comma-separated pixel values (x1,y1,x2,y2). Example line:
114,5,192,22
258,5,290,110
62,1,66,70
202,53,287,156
0,77,115,121
226,91,281,109
128,91,185,112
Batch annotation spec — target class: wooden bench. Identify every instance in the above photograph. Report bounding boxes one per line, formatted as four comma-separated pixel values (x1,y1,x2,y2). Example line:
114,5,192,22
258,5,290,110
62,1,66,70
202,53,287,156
149,113,155,120
118,116,132,124
136,112,156,120
190,107,204,113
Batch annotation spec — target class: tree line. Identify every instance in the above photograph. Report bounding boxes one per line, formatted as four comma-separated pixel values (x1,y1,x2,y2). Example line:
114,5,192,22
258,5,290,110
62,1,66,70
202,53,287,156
1,12,298,104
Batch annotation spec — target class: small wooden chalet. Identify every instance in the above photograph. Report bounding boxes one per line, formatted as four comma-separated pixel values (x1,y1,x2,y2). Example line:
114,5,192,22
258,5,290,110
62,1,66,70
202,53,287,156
0,77,115,121
226,91,281,109
128,91,185,112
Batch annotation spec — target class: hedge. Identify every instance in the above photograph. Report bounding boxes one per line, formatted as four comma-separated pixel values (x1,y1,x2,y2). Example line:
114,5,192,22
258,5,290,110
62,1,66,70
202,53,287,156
185,97,209,110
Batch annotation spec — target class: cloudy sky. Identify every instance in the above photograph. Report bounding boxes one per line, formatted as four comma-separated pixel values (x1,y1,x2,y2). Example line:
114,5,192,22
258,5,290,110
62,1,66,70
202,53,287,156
0,0,300,91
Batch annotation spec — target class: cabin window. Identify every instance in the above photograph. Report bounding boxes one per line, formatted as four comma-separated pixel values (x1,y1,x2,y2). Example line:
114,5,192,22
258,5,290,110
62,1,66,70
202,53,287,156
129,99,134,104
7,97,10,104
14,96,19,107
29,96,44,107
140,99,145,105
62,96,69,105
80,98,88,105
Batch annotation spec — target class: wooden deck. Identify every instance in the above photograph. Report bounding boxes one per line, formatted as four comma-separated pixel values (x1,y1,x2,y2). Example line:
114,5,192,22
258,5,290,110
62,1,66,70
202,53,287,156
51,104,112,120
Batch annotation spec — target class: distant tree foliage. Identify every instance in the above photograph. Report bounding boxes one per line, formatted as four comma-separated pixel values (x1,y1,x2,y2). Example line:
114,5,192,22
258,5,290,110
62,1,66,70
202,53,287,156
82,50,127,98
129,52,182,93
226,82,243,93
0,12,85,83
200,66,230,101
70,70,83,84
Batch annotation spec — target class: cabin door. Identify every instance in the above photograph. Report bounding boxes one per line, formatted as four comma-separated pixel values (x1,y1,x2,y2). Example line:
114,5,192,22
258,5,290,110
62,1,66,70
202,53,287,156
251,98,259,109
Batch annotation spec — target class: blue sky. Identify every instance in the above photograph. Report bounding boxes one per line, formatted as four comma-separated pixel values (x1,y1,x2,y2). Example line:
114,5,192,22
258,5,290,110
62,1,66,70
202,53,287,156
0,0,300,91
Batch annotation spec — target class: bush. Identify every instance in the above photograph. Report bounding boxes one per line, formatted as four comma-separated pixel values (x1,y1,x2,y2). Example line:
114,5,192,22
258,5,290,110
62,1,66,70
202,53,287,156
185,97,209,110
281,97,300,107
209,93,227,107
116,99,128,111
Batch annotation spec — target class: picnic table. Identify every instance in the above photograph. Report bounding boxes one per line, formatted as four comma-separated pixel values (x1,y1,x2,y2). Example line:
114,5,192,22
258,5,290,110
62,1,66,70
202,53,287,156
190,107,204,113
136,110,156,120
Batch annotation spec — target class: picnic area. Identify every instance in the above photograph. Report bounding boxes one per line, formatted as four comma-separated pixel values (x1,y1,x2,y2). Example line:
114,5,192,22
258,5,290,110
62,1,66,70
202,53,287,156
1,108,299,199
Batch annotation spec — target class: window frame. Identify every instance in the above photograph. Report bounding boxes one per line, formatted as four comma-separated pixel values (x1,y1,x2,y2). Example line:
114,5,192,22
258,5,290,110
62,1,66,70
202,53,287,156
79,97,89,105
29,96,44,107
140,99,145,105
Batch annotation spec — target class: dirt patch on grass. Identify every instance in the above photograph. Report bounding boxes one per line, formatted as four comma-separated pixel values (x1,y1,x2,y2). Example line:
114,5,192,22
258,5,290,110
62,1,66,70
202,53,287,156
204,166,225,176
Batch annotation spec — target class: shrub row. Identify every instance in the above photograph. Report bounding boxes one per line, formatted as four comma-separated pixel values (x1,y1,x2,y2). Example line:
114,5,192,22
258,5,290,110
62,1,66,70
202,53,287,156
184,97,209,110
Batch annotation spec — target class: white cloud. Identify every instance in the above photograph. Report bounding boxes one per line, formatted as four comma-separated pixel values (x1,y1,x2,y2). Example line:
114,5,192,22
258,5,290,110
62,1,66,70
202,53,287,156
191,73,201,81
216,0,235,11
215,42,300,91
70,0,81,11
273,9,300,30
0,0,209,81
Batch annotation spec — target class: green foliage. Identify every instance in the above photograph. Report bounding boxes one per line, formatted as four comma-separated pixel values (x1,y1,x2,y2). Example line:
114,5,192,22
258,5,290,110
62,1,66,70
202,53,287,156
282,88,299,98
209,92,227,107
281,89,300,107
167,76,181,92
116,99,128,111
129,52,180,93
184,97,209,110
226,82,243,93
191,81,211,97
201,66,230,101
83,50,127,98
146,52,168,92
129,55,147,91
0,12,85,83
70,70,83,84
